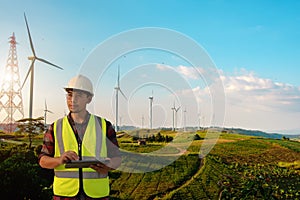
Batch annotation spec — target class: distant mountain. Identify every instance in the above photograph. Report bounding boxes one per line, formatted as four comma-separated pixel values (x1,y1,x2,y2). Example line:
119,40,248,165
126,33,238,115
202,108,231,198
118,125,138,131
223,128,300,139
114,125,300,140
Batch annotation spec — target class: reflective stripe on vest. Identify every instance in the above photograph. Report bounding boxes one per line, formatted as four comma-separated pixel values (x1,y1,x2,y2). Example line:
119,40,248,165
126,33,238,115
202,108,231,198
55,171,108,178
53,115,109,198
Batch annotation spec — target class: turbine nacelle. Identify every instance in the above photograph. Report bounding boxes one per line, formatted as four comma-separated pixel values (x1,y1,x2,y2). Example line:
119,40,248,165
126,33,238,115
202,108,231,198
28,56,35,60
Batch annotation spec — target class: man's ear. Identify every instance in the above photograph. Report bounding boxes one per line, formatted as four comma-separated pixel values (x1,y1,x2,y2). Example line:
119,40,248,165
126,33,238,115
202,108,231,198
87,95,93,104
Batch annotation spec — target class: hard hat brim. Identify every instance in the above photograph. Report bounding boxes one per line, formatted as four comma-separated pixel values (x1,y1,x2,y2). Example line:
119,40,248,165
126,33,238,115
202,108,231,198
64,87,94,96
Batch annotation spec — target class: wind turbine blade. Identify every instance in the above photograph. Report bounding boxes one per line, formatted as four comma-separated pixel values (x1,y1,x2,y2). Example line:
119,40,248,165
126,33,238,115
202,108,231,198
119,89,128,100
24,13,36,57
21,60,35,89
45,99,47,110
45,109,53,114
117,65,120,87
43,99,54,113
36,57,63,70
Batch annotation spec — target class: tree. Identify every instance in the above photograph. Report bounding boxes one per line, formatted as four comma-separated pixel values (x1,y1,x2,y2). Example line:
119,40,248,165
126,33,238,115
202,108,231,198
193,134,202,140
17,117,45,148
282,136,290,140
155,132,164,142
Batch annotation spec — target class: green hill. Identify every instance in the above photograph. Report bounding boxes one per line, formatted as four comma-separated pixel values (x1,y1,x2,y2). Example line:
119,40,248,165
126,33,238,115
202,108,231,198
0,130,299,199
223,128,300,140
109,131,300,199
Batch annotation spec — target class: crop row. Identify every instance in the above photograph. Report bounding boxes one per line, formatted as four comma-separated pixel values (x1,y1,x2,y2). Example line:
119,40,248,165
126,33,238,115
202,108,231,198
110,153,201,200
165,138,300,200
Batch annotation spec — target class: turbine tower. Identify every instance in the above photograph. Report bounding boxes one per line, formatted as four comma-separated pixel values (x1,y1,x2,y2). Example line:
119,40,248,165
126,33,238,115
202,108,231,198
149,90,153,129
114,65,127,132
0,33,24,133
171,102,180,131
21,13,63,119
198,113,201,130
183,107,187,132
141,115,144,129
44,99,53,127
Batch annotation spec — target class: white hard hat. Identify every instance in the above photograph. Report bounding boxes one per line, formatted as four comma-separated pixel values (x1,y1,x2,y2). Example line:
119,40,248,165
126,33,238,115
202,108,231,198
64,75,94,96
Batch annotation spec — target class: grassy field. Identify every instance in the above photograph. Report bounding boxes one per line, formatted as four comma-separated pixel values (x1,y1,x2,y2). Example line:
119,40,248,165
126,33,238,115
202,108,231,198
110,130,300,199
164,137,300,200
1,130,300,199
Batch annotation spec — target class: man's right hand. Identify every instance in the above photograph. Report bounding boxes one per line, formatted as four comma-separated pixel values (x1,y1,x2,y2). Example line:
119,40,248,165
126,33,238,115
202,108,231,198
60,151,79,164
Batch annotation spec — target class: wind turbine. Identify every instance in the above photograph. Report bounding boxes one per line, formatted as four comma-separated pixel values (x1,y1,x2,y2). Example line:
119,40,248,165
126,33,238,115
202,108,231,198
171,102,180,131
183,107,187,132
21,13,63,119
114,65,127,132
44,99,53,127
141,115,144,129
149,90,154,129
198,113,201,130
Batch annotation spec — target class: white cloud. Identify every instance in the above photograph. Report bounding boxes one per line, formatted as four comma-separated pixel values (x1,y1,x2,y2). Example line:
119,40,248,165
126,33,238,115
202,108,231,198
221,70,300,112
175,68,300,133
176,65,200,80
156,64,169,71
156,64,207,80
218,69,300,132
155,65,300,133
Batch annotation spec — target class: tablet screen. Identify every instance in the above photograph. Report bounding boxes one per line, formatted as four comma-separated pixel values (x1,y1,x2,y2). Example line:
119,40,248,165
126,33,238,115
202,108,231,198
65,159,109,168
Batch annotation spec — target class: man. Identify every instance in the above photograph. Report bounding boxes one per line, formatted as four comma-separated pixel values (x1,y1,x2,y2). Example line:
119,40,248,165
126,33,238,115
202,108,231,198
39,74,122,200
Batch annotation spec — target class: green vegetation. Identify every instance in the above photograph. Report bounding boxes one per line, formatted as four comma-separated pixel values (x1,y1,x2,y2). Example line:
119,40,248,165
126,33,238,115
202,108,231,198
0,130,299,199
0,142,53,199
17,117,45,148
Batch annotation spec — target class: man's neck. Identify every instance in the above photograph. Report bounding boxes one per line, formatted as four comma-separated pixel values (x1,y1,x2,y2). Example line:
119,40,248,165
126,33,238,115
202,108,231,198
71,110,88,124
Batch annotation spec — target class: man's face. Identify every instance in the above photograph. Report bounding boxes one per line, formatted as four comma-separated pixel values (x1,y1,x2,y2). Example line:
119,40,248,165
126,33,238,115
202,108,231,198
66,90,92,113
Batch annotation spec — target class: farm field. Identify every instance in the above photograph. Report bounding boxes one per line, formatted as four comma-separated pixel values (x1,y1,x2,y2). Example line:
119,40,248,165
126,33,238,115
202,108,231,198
0,130,300,199
106,131,300,200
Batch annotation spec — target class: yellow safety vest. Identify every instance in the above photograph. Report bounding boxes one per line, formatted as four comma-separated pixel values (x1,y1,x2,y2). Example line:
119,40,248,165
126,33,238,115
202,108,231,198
53,115,109,198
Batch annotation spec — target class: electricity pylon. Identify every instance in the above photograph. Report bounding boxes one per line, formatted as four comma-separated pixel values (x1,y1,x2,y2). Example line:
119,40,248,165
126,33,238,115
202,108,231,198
0,33,24,133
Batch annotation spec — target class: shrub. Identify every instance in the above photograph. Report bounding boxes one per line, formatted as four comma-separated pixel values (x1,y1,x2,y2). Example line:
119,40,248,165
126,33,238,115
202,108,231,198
0,148,53,199
194,134,202,140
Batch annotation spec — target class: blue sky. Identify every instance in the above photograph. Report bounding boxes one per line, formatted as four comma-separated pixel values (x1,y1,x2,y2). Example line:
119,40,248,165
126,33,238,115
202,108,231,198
0,0,300,134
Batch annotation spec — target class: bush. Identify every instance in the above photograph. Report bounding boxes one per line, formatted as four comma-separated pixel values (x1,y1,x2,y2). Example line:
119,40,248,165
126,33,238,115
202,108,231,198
0,148,53,200
194,134,202,140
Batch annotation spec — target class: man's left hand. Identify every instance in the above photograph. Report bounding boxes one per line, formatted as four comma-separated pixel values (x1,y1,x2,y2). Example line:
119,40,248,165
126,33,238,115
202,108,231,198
90,160,112,174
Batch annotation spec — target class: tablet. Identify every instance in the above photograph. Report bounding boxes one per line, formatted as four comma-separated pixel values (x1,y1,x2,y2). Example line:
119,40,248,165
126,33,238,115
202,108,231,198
65,159,110,168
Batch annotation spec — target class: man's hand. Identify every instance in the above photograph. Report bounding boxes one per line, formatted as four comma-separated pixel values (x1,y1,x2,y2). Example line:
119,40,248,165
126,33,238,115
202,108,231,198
39,151,79,169
60,151,79,164
90,159,112,174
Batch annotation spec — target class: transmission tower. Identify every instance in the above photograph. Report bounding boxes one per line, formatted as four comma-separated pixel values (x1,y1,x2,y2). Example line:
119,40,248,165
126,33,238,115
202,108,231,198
0,33,24,133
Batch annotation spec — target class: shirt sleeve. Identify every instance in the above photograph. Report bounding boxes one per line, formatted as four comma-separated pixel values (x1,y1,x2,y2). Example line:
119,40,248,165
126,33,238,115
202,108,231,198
38,123,55,162
105,120,121,158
